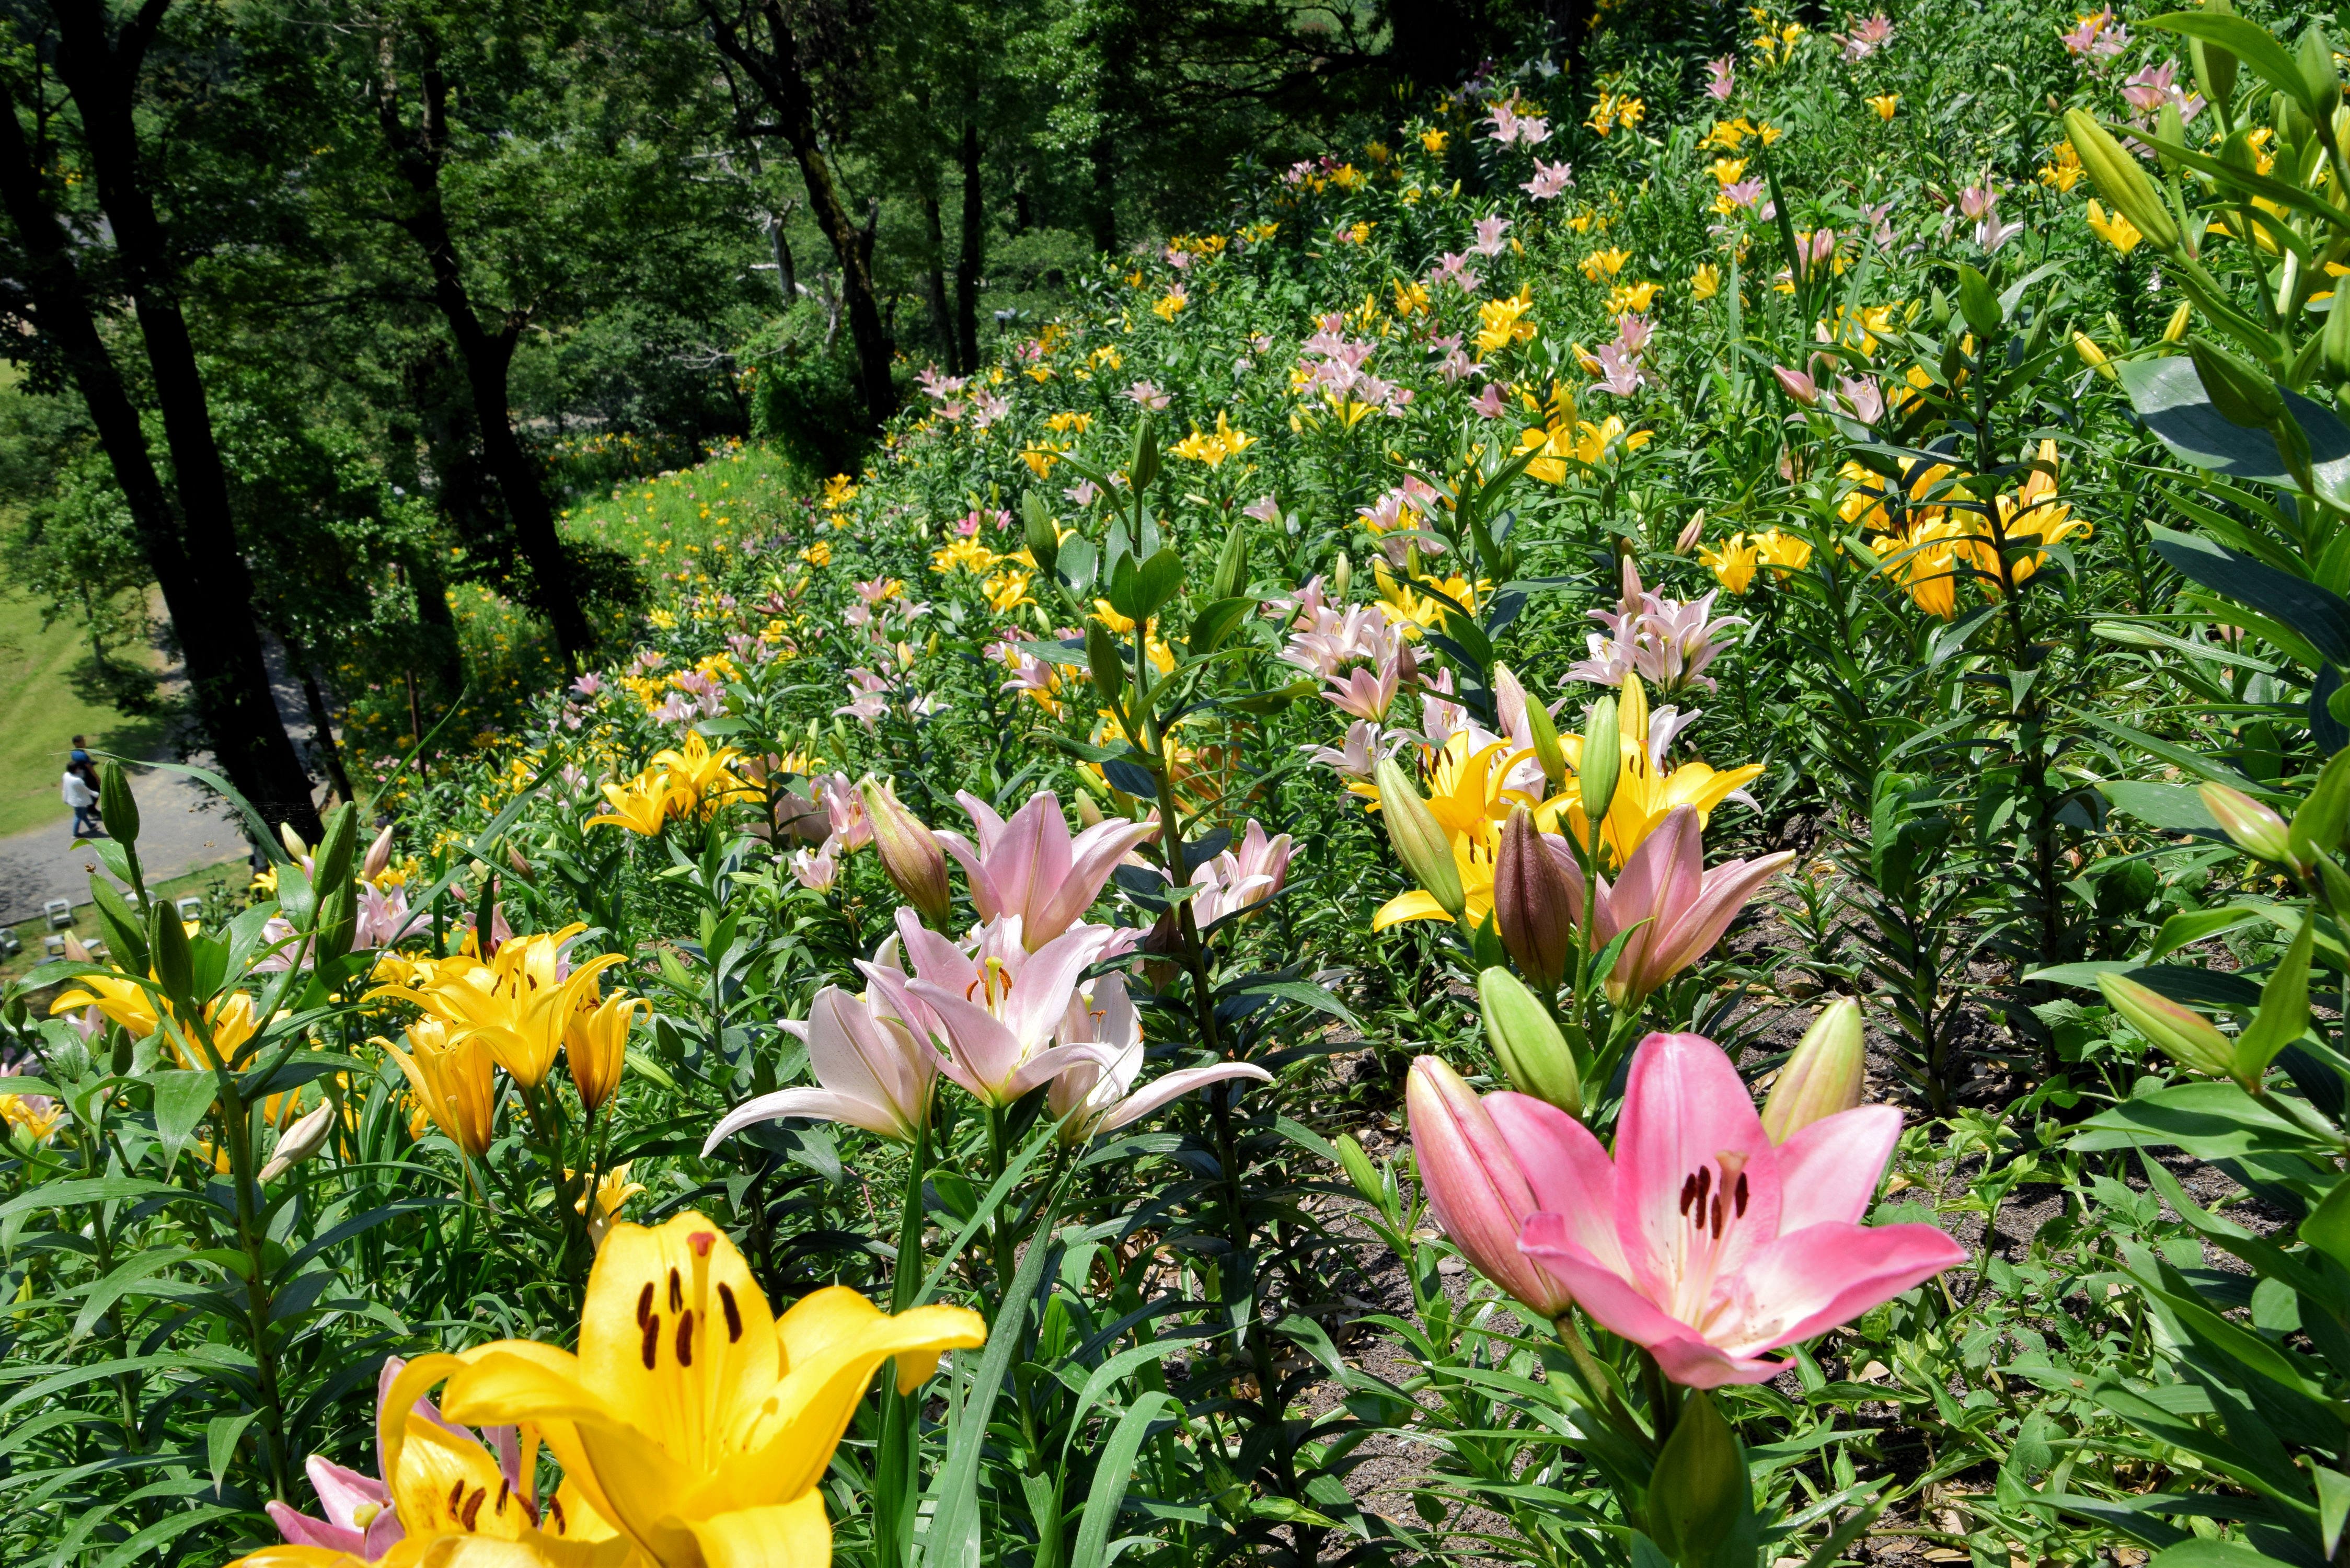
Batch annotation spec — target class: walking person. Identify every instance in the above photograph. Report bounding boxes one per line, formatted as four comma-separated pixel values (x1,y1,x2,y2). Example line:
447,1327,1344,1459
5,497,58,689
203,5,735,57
63,760,104,841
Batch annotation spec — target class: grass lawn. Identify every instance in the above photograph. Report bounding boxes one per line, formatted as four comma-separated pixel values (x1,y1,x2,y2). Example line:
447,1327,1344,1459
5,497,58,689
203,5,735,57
0,860,246,988
0,587,167,839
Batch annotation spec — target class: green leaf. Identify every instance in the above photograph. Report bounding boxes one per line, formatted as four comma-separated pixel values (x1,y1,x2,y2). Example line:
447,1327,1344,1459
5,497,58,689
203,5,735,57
2234,912,2315,1084
206,1410,261,1497
0,1177,193,1226
149,1070,217,1174
2145,13,2323,118
2149,525,2350,666
2119,359,2350,505
2070,1082,2336,1158
2101,780,2222,834
72,1248,190,1345
2146,1538,2302,1568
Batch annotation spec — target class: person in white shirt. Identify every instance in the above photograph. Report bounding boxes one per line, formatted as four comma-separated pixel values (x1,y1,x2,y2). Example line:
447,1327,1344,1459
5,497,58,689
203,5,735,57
62,767,102,840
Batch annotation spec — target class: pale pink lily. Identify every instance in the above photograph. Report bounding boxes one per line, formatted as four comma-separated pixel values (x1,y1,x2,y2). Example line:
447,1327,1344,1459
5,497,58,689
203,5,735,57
819,773,873,850
1049,973,1273,1143
1184,819,1295,926
885,912,1124,1106
1301,719,1396,781
935,790,1158,948
1590,806,1793,1004
1518,1031,1965,1387
1323,659,1401,723
702,983,936,1148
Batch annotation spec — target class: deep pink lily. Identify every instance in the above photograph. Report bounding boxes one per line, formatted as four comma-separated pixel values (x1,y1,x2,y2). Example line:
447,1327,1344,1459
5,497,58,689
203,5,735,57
934,790,1158,948
1589,805,1793,1004
1518,1032,1964,1388
702,982,937,1149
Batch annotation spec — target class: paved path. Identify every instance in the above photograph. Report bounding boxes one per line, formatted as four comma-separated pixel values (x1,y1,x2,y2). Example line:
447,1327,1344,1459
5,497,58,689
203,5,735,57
0,764,251,925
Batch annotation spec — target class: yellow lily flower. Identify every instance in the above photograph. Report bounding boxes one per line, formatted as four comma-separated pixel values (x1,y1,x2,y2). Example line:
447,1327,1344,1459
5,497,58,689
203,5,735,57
1552,677,1763,865
588,773,678,836
383,928,626,1092
652,734,746,811
429,1211,985,1567
383,1018,499,1159
566,994,646,1117
1369,735,1541,931
1697,534,1760,594
51,972,161,1037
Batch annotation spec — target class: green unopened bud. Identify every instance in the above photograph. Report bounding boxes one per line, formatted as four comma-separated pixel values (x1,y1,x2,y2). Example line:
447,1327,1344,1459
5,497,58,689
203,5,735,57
1578,697,1621,838
2098,971,2236,1079
98,762,139,845
1956,264,2002,339
1334,1132,1384,1207
2201,782,2291,863
1085,621,1129,710
1646,1390,1755,1568
1332,552,1352,602
1375,757,1464,919
859,776,954,926
2301,25,2342,121
1212,524,1250,602
1760,997,1865,1143
148,900,197,1022
1021,493,1061,577
1479,966,1582,1115
2288,748,2350,872
2190,5,2238,117
2064,109,2179,252
89,876,150,975
312,802,359,894
2189,339,2286,431
2326,275,2350,381
1128,415,1160,493
1523,693,1569,790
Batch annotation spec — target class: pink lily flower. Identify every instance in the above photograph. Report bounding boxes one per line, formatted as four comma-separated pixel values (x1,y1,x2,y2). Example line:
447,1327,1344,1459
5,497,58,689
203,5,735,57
702,983,936,1148
1323,660,1400,723
1407,1056,1579,1318
887,912,1124,1106
1592,806,1793,1004
1049,973,1273,1142
934,790,1158,949
1518,1032,1964,1388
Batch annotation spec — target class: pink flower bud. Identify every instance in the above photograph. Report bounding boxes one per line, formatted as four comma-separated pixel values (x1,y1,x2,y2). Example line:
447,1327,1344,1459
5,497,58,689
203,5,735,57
859,776,954,926
1772,365,1819,406
2198,783,2289,864
1406,1056,1575,1318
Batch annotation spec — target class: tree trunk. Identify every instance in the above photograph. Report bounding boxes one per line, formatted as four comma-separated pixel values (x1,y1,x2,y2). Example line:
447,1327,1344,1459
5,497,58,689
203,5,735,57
702,0,896,426
283,634,354,804
2,20,320,842
374,31,592,668
919,177,954,371
954,117,983,375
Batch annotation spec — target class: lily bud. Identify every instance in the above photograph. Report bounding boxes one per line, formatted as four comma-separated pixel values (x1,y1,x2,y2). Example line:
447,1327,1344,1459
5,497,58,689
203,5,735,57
2200,782,2290,863
361,823,396,883
1333,551,1352,602
259,1100,338,1183
859,776,954,926
98,762,139,844
2190,340,2285,431
1772,364,1820,406
1523,694,1568,788
1674,511,1707,554
2162,302,2191,343
1085,620,1128,709
1074,791,1105,829
1021,492,1061,577
2064,108,2179,251
1334,1133,1385,1208
1647,1389,1754,1568
1578,697,1621,838
1375,757,1464,919
1478,966,1582,1115
2098,971,2236,1079
1405,1056,1574,1318
1759,997,1865,1143
506,843,536,884
1494,806,1576,993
